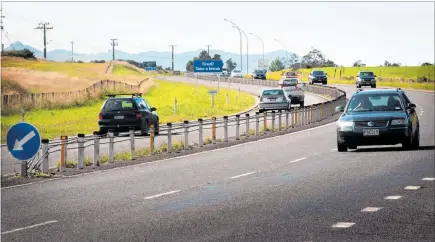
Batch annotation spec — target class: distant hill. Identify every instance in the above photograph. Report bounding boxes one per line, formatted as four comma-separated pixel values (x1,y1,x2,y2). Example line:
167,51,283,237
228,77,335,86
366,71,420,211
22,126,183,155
5,41,293,73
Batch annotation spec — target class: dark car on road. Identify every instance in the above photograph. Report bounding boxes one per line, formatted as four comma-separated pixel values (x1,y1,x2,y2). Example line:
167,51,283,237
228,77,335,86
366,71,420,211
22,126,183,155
253,69,266,80
356,71,377,88
335,88,419,152
98,93,159,135
308,70,328,85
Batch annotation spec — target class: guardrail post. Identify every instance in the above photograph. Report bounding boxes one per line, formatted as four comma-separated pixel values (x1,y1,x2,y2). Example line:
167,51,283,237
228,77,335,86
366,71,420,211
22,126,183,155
108,129,114,163
271,111,275,132
183,121,189,150
129,127,135,160
60,135,68,172
285,110,289,129
198,119,203,147
255,112,260,136
304,107,308,125
291,109,295,128
167,123,172,153
321,104,325,120
245,113,250,137
41,139,49,174
224,116,228,142
93,132,99,168
77,133,85,169
212,117,216,143
150,124,155,153
263,111,267,132
235,115,240,140
294,108,299,127
278,110,282,131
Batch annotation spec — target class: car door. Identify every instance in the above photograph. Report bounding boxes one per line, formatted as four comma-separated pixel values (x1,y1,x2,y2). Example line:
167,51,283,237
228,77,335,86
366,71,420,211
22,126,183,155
401,93,417,135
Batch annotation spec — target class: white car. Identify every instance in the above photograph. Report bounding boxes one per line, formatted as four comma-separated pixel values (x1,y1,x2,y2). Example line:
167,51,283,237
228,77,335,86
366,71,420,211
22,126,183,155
278,77,306,107
231,70,244,78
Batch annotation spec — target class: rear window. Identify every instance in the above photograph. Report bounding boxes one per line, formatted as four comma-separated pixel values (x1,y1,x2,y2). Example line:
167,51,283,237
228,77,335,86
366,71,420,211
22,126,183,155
103,99,137,111
263,90,284,96
282,79,298,85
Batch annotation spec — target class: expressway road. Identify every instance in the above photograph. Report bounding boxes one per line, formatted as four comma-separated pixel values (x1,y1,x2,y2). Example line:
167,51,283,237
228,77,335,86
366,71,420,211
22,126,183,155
1,85,434,242
1,76,327,175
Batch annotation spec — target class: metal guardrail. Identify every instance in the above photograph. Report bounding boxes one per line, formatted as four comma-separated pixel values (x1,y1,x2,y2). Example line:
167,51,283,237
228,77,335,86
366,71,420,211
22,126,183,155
25,75,347,176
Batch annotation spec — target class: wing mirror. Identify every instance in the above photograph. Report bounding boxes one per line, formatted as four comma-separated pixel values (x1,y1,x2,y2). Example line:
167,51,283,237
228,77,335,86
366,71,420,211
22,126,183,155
335,106,345,112
150,107,157,111
407,103,416,109
374,75,377,77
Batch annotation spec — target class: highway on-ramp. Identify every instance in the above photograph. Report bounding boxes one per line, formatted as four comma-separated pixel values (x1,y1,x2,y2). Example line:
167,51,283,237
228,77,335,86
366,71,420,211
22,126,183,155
1,84,434,241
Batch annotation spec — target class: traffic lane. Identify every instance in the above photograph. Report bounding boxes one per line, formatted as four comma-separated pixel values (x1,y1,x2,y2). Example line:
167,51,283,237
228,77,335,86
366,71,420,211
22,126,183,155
0,91,328,175
2,134,434,241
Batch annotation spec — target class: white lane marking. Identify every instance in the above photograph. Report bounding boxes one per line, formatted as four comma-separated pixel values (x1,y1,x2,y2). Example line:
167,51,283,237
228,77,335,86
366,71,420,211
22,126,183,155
230,171,256,179
420,110,424,113
144,190,181,200
1,220,58,235
404,186,421,190
2,122,337,190
361,207,383,212
384,195,402,200
422,177,435,181
332,222,355,228
289,157,307,163
331,148,338,151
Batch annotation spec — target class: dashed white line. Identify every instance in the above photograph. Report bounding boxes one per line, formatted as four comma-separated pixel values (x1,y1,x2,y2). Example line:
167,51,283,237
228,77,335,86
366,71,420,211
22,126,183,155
404,186,421,190
230,171,256,179
422,177,435,181
361,207,383,212
144,190,181,200
331,148,338,151
384,195,402,200
332,222,355,228
1,220,58,235
289,157,307,163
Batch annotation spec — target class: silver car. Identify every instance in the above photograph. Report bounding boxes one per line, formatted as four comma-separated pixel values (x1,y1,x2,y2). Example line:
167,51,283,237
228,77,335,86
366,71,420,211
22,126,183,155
259,89,291,112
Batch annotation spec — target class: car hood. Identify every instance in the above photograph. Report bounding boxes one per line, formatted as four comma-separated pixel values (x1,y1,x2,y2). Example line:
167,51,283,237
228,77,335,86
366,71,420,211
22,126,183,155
339,111,407,122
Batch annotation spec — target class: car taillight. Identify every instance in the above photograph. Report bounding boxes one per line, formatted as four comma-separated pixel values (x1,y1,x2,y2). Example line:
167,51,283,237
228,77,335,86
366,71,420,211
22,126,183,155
136,113,142,118
98,113,103,120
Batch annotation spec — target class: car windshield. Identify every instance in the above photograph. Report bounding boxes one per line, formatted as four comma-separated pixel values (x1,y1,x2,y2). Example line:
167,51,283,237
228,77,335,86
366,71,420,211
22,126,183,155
103,99,136,111
263,90,284,96
233,70,241,73
282,79,298,85
255,70,264,74
346,93,404,112
359,72,374,77
313,71,324,75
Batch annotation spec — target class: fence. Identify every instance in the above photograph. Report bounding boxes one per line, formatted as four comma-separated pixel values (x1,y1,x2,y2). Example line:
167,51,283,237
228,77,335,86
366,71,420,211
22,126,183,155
1,79,148,111
20,75,347,177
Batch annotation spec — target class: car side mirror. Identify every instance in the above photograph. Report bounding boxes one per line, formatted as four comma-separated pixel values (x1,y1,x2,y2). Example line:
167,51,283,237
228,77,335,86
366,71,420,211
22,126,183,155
356,75,359,77
407,103,416,109
374,75,377,77
335,106,345,112
150,107,156,111
325,73,328,75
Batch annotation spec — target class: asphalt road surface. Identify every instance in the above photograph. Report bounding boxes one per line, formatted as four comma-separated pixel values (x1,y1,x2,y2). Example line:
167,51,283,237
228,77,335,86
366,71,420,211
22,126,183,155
1,76,327,175
1,84,433,242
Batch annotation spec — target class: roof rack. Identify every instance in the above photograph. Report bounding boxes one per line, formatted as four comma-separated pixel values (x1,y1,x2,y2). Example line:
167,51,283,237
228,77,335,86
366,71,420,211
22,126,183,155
356,88,363,92
396,88,401,91
106,93,143,98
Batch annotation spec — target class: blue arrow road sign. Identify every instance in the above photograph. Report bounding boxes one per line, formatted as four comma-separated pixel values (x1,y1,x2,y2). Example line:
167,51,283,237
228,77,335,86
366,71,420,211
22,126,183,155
6,122,41,161
193,60,224,73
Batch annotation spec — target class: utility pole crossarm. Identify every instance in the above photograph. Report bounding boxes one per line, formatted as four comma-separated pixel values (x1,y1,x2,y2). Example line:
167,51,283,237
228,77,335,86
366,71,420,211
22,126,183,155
110,38,118,61
35,22,54,59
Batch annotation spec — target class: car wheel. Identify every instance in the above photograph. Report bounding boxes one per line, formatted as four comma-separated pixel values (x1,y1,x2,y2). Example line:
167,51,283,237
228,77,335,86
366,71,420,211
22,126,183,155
154,120,159,135
402,134,413,150
99,128,108,135
141,120,150,136
411,127,420,149
371,84,376,88
300,101,304,107
337,141,347,152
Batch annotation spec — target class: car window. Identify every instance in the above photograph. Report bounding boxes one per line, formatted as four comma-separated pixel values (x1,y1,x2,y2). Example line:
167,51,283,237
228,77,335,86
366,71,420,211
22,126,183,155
401,93,411,105
359,72,374,77
103,99,136,111
347,94,403,112
313,71,324,75
282,79,298,85
263,90,284,96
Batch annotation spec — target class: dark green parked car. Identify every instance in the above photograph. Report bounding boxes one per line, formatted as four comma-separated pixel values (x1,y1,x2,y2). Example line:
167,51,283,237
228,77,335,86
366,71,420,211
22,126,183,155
335,88,419,152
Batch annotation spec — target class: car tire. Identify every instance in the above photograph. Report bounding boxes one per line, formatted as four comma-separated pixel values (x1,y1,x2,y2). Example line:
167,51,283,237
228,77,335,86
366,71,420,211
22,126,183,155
348,145,357,150
99,128,108,135
402,135,413,150
337,141,347,152
372,84,376,88
300,101,304,107
141,120,150,136
411,127,420,149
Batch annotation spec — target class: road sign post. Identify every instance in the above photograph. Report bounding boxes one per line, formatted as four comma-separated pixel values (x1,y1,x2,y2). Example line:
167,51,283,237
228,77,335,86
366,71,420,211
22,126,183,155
208,90,217,108
6,122,42,177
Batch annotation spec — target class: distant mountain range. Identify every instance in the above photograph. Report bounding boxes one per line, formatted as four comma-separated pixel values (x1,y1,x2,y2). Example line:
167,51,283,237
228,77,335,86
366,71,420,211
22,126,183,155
5,41,294,73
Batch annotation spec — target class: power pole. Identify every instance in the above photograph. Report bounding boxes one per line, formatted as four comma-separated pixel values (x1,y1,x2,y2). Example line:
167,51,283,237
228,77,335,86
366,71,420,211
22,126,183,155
35,22,53,59
206,45,211,56
169,45,176,70
71,41,74,62
1,3,4,53
110,38,118,60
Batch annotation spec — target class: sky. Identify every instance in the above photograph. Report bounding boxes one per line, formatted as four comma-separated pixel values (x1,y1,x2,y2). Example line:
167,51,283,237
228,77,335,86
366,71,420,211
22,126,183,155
1,1,434,66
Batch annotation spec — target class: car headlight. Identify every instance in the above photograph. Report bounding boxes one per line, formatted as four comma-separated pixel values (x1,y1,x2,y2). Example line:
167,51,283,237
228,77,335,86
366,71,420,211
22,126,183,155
391,119,405,125
337,121,354,131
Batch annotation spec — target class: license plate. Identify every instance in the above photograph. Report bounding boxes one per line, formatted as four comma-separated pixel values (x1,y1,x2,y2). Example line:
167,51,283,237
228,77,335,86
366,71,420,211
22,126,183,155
114,116,124,120
363,129,379,136
284,86,296,91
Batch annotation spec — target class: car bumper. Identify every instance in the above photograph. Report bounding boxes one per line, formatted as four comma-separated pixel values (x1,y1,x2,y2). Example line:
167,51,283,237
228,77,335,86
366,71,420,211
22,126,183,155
338,127,409,146
259,102,289,110
254,76,266,79
98,121,159,132
311,79,327,83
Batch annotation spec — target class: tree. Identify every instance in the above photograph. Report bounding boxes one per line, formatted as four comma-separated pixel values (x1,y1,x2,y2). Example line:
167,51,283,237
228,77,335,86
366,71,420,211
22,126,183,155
421,62,434,66
186,60,194,72
353,60,365,67
301,48,333,67
384,60,391,67
211,54,221,60
156,65,163,71
269,57,285,72
226,58,237,72
199,50,211,60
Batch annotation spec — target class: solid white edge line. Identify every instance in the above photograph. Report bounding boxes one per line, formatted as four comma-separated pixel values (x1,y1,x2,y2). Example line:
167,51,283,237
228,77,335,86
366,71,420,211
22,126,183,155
230,171,256,179
2,122,337,190
404,186,421,190
1,220,58,235
144,190,181,200
422,177,435,181
289,157,307,163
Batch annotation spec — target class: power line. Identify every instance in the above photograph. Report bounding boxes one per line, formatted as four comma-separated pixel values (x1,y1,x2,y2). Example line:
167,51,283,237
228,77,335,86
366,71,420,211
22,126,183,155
35,22,53,59
169,45,176,71
110,39,118,60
